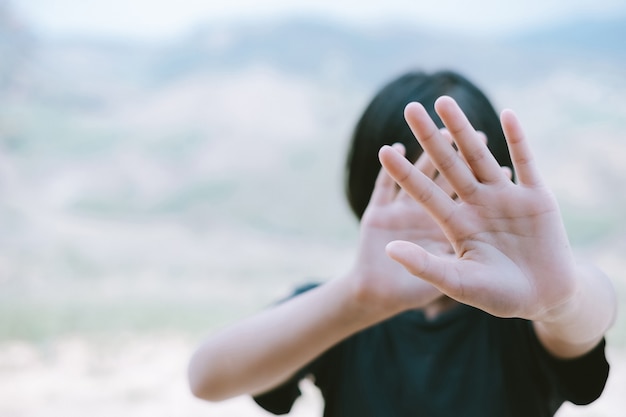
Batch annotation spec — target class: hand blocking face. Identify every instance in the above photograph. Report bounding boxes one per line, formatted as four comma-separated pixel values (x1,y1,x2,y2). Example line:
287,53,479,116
378,96,577,321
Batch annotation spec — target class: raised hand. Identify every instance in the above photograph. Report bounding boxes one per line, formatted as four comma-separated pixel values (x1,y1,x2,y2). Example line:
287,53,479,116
378,96,582,322
350,143,458,315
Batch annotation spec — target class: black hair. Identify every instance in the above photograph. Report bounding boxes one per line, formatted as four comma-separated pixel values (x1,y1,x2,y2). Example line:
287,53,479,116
345,70,513,219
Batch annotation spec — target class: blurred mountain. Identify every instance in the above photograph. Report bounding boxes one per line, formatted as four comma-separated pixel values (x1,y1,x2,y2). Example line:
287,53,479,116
152,14,626,86
0,1,35,92
5,12,625,219
512,16,626,56
1,8,625,340
3,11,622,103
154,18,451,86
504,16,626,77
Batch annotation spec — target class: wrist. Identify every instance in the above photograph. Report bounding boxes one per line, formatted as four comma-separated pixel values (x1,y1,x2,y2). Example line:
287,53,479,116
533,263,617,358
336,267,405,326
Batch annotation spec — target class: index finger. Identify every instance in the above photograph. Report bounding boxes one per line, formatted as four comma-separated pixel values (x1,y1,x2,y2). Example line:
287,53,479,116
404,102,478,200
434,96,504,185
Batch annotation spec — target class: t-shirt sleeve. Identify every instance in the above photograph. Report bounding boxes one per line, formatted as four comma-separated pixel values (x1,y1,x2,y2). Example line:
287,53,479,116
528,323,610,405
542,338,609,405
252,282,322,415
252,366,313,414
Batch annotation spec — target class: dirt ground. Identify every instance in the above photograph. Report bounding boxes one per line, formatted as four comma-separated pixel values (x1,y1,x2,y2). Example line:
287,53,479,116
0,335,623,417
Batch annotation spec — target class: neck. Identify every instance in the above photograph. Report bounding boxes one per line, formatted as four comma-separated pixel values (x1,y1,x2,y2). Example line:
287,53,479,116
422,296,460,320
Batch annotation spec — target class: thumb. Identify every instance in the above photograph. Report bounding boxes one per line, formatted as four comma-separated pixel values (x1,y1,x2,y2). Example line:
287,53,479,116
386,241,453,288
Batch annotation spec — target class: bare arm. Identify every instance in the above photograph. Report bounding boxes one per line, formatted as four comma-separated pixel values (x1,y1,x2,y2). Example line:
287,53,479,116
187,276,372,401
188,147,448,401
378,97,617,359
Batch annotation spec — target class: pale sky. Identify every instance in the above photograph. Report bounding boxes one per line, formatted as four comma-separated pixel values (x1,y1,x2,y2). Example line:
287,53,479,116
12,0,626,41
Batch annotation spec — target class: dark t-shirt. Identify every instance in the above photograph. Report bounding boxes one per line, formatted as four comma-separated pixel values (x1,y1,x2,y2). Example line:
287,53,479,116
253,283,609,417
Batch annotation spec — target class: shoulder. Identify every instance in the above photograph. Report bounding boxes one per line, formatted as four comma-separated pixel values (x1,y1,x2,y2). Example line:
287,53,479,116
292,282,321,296
272,281,322,304
496,317,610,407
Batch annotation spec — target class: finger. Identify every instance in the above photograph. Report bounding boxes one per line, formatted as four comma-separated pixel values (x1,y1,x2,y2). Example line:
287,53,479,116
500,109,542,187
404,102,478,200
400,157,456,202
414,149,437,179
434,96,504,185
370,143,405,206
386,240,461,294
441,128,488,172
501,166,513,182
399,149,437,203
391,142,406,157
401,129,462,201
475,131,488,145
455,130,487,187
433,170,455,198
368,162,399,207
434,129,459,198
472,131,489,171
379,145,456,225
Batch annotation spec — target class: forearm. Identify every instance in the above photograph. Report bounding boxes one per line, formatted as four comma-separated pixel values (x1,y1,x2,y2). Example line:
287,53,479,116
533,262,617,359
187,275,381,401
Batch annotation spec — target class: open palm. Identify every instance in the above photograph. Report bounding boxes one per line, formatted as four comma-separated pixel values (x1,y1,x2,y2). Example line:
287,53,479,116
352,144,451,314
379,97,578,321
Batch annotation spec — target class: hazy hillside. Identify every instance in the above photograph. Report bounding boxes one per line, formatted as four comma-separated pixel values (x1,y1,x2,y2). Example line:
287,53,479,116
0,1,35,92
1,6,625,340
155,15,626,84
1,7,625,417
512,16,626,57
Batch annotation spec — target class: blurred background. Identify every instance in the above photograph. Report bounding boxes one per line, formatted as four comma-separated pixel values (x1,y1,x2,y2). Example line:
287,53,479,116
1,0,625,416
